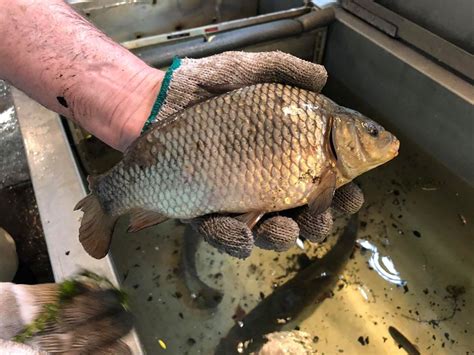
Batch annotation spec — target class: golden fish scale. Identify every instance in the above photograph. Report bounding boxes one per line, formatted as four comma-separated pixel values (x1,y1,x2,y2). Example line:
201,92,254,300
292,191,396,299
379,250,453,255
96,83,332,218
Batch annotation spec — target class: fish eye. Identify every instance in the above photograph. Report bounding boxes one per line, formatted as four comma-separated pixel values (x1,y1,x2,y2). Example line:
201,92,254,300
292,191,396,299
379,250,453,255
368,127,379,137
364,123,379,137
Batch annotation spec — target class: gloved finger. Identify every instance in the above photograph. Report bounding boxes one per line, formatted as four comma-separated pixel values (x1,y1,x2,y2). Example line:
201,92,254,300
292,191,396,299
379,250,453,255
254,216,299,252
58,289,127,327
332,182,364,214
32,309,133,354
189,215,254,259
294,207,334,243
197,51,328,93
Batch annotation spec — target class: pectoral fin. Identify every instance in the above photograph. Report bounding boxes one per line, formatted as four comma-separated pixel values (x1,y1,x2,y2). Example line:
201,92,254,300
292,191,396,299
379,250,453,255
235,210,265,229
307,168,337,215
128,209,168,232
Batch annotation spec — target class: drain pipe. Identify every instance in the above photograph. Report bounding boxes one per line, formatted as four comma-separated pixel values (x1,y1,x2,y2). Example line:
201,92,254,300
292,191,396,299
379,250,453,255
132,7,335,68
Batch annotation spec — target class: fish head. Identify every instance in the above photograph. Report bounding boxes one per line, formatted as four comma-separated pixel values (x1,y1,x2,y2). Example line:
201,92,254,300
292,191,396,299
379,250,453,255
331,107,399,181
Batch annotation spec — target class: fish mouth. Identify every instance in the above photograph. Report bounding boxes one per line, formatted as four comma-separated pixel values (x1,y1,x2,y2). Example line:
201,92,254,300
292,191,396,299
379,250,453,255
391,137,400,156
385,135,400,160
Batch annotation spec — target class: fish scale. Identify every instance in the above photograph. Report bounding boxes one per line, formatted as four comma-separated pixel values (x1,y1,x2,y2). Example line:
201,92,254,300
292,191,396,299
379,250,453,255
97,83,328,218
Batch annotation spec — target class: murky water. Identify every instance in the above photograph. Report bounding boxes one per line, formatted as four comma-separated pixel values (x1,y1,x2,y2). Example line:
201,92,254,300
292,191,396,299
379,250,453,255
108,131,473,354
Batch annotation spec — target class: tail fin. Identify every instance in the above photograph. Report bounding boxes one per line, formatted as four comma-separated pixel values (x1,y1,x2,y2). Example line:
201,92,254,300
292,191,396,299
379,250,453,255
74,194,118,259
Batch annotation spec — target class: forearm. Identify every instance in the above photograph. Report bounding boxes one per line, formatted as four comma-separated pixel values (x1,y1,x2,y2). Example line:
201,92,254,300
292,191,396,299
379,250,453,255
0,0,163,150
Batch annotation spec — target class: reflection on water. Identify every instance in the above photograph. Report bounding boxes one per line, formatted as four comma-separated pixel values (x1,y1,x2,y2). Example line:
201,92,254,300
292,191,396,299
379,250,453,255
109,132,473,354
357,239,407,286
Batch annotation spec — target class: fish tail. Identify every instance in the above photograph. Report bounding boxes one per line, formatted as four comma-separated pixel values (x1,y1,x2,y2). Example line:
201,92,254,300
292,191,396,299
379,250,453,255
74,194,118,259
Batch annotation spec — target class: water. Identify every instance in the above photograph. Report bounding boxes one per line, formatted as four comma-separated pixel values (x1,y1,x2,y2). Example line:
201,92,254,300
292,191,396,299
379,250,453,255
108,132,473,354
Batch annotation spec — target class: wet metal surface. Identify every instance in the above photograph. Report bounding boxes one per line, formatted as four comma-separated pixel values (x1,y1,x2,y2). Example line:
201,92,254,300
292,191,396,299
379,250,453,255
0,81,29,190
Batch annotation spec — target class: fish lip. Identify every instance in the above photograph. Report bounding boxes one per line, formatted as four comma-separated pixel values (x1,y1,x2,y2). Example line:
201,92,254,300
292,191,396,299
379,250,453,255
388,137,400,158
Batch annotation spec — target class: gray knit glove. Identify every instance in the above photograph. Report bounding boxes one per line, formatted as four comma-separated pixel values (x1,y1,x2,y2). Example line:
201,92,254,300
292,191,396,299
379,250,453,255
142,51,328,130
144,51,363,258
0,272,132,354
190,182,364,258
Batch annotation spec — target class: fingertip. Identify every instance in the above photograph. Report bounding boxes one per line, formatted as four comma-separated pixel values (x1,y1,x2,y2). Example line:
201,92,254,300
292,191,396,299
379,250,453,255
254,216,299,252
296,208,333,243
198,216,254,259
333,183,365,214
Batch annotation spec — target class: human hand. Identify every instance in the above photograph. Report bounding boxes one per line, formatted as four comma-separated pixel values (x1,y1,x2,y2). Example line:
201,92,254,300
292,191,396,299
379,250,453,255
0,271,132,354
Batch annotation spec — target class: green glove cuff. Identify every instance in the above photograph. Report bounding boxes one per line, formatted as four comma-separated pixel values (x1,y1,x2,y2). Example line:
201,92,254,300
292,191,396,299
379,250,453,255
142,56,182,133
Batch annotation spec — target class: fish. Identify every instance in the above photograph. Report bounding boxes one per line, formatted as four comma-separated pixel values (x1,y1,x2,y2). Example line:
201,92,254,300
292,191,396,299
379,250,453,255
75,83,399,258
215,214,359,354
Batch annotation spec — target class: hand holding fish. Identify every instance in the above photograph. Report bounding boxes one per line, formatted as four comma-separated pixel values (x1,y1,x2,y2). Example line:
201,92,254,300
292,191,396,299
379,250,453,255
75,52,399,260
0,272,132,354
143,51,363,258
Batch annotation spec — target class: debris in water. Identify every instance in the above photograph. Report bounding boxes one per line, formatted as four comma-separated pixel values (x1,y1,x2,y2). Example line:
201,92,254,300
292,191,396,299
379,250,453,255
458,214,467,225
388,326,420,355
158,339,167,349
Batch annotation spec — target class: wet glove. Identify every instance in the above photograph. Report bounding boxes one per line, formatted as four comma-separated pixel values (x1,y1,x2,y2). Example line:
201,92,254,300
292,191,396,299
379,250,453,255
0,271,132,354
144,51,364,258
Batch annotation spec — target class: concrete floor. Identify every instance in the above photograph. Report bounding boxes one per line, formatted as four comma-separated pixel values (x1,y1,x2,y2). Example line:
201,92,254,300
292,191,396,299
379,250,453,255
0,80,53,284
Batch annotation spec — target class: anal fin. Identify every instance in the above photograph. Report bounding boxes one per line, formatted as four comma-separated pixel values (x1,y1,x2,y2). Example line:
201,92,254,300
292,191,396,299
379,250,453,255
307,168,337,215
235,210,265,229
128,209,168,232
